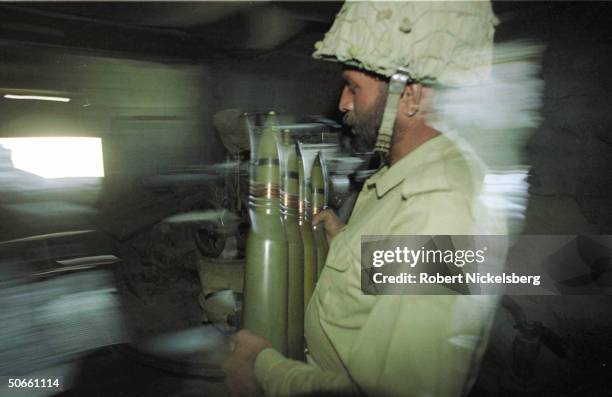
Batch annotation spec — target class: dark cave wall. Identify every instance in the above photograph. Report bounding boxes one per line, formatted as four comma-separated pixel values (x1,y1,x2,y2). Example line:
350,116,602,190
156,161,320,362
494,2,612,234
476,4,612,396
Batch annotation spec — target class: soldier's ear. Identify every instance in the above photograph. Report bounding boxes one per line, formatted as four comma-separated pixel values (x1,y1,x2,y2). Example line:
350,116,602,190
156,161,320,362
400,83,422,118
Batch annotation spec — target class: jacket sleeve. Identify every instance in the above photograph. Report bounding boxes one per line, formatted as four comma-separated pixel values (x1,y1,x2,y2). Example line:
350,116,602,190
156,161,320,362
254,348,359,397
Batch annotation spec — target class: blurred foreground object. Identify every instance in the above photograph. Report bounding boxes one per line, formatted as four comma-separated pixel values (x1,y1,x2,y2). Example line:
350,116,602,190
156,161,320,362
0,230,127,376
431,40,545,235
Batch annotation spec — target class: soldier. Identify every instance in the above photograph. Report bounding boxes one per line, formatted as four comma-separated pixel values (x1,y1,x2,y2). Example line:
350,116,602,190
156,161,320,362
223,2,503,396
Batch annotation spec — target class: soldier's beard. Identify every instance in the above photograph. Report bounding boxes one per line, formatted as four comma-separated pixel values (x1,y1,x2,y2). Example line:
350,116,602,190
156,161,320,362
343,92,387,153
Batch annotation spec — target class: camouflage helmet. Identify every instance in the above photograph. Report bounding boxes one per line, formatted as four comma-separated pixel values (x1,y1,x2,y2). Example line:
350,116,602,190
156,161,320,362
313,1,497,86
313,1,498,156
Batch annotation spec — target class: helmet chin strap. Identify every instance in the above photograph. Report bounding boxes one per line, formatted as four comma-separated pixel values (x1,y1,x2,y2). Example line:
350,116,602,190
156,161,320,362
373,67,413,163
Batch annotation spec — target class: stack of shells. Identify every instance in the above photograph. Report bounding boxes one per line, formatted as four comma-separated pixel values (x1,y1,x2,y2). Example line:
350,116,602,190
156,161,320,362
243,112,288,355
242,111,330,360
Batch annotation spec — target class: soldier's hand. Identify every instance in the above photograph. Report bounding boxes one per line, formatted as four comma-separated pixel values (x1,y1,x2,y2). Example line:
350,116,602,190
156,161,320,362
230,330,273,362
222,330,272,397
312,209,346,242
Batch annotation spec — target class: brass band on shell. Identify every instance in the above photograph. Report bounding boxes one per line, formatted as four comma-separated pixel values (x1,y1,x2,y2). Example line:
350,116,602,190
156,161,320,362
249,183,281,199
281,193,300,209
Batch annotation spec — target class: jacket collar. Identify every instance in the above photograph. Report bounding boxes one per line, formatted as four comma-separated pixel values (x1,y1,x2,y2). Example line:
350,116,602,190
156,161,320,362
366,135,454,198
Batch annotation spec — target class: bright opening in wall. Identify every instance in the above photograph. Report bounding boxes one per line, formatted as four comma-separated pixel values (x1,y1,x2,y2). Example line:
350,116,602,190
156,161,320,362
0,137,104,178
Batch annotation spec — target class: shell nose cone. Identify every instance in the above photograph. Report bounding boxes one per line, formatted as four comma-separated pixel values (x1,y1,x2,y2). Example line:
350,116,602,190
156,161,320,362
264,110,278,128
257,126,280,160
311,154,324,187
254,125,281,185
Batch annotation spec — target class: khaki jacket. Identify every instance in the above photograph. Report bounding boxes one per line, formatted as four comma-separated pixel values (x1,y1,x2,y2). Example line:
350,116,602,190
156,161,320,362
254,135,500,397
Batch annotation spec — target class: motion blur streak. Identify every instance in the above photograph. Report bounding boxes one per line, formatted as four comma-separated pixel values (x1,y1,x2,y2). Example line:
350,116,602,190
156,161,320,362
431,41,545,235
3,94,71,102
0,271,128,377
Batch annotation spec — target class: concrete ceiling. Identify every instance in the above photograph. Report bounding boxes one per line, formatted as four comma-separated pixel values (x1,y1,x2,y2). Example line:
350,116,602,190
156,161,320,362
0,2,342,54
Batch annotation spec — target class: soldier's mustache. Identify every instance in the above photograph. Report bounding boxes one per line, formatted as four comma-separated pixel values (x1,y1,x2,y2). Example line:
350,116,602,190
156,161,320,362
342,112,355,129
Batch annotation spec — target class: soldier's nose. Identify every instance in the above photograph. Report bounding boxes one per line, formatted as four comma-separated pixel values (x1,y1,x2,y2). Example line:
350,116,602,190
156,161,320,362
338,85,354,113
